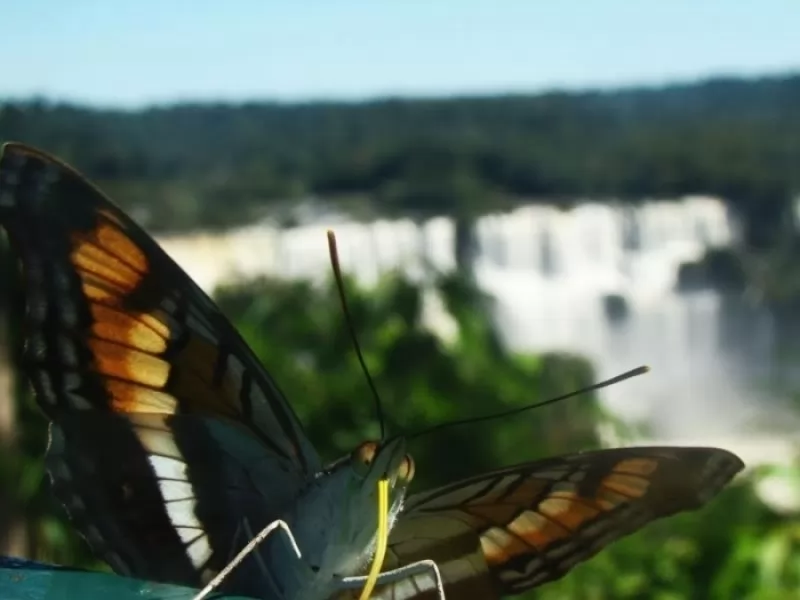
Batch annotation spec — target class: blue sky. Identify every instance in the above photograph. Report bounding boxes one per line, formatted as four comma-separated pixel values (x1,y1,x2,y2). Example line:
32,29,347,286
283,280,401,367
2,0,798,107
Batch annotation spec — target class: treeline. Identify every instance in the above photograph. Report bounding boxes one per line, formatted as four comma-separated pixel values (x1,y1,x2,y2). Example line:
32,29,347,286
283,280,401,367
1,73,799,243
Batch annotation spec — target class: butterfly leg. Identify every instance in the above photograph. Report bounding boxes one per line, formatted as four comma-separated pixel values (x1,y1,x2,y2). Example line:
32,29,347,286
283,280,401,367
338,559,446,600
191,519,303,600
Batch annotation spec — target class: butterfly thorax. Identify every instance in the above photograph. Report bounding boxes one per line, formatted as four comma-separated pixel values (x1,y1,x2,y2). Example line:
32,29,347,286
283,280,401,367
256,439,414,600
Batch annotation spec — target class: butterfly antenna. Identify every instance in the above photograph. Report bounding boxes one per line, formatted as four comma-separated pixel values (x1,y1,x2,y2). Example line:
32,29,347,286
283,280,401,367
408,365,649,441
327,230,386,440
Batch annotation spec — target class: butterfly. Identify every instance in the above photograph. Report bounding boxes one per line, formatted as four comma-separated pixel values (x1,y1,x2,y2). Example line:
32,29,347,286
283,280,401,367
0,142,744,600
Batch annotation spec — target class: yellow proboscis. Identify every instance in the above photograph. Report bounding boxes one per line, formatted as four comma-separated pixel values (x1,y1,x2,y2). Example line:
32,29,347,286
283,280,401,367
358,478,390,600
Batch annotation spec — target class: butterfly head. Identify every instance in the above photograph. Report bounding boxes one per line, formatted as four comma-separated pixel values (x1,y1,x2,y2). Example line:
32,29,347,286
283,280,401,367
341,437,415,538
285,437,414,581
310,436,414,525
350,437,415,492
330,437,414,567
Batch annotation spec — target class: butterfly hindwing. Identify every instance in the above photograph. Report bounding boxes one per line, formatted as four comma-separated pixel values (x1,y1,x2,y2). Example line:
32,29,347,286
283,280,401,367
0,142,321,586
47,411,292,590
356,446,744,599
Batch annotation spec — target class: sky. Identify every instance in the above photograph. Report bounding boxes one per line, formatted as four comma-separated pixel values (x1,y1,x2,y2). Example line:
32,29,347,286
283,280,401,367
2,0,798,108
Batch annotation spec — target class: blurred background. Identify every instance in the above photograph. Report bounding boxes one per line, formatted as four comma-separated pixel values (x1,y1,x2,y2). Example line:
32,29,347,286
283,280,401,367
1,1,800,597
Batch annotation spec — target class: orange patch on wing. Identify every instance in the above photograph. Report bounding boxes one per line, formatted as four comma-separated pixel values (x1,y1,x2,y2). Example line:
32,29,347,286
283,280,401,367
139,310,171,341
88,338,170,388
71,238,142,291
507,509,570,551
550,488,602,510
94,222,148,274
538,497,602,531
601,473,650,499
78,270,130,303
480,525,532,565
81,280,116,304
477,463,659,568
106,379,177,414
594,487,631,509
90,304,168,354
614,458,659,476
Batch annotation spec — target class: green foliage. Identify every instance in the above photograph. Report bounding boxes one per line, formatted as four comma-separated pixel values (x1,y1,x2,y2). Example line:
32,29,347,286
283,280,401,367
2,74,798,245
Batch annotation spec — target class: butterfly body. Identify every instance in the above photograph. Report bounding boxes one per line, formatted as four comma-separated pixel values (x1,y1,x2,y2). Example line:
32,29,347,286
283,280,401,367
254,438,411,600
48,410,413,600
0,142,745,600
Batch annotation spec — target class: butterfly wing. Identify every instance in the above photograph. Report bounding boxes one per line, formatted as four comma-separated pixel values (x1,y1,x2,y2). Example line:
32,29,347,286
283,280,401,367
348,446,743,600
0,143,321,586
47,411,300,592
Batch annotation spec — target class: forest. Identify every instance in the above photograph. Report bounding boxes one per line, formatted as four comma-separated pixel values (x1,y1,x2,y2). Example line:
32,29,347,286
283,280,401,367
1,73,798,246
1,72,800,598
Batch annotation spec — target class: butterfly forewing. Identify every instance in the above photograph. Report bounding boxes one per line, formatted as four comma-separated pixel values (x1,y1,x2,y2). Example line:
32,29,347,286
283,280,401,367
357,446,743,599
0,143,321,586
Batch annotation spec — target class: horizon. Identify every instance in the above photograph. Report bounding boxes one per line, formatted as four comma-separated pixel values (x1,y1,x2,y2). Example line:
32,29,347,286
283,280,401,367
3,1,798,108
3,69,797,112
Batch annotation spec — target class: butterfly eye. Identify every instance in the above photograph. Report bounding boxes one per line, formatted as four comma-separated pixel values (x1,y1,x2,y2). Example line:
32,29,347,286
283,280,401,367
353,441,378,467
398,455,415,482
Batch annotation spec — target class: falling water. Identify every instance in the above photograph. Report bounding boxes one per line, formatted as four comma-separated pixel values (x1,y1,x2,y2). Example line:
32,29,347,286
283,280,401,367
472,199,789,443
